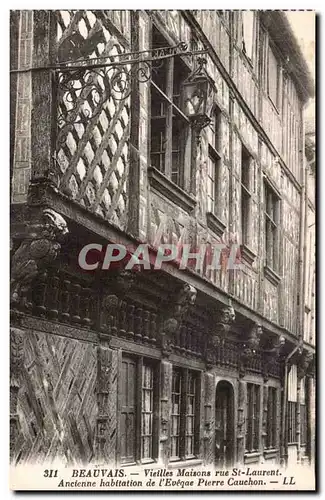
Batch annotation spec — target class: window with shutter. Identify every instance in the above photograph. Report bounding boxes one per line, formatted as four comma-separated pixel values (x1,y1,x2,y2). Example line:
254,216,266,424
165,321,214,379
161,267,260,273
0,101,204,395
246,383,260,453
120,356,157,464
150,26,191,189
171,367,200,461
264,181,280,272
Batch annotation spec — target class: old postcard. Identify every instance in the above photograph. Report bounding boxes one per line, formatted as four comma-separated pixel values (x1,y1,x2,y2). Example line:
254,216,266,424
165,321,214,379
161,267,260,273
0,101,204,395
9,9,316,491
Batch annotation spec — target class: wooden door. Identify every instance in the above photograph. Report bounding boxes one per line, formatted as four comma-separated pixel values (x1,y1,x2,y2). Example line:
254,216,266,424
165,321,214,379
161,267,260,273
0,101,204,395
215,381,234,468
120,356,136,464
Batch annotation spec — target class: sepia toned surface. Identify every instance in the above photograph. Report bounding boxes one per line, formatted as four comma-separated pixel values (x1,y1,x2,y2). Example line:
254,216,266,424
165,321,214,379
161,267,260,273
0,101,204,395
10,9,316,490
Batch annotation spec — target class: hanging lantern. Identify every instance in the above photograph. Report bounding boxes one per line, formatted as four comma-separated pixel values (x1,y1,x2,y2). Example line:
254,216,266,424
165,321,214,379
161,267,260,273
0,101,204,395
181,57,217,132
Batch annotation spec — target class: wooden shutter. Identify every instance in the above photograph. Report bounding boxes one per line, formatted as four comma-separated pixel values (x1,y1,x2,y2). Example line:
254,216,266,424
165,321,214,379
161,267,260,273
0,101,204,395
120,356,137,463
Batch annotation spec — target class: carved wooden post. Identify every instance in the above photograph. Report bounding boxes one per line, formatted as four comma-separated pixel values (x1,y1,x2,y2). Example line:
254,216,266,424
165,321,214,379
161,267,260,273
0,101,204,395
99,294,119,335
134,307,143,342
61,278,71,321
203,372,215,465
159,360,172,465
238,323,263,378
96,344,118,465
10,327,25,463
48,274,60,320
237,380,246,464
206,305,235,369
31,11,56,182
34,270,48,316
119,301,127,337
82,287,92,326
160,284,197,357
143,310,150,342
71,283,81,323
126,304,135,340
150,312,157,345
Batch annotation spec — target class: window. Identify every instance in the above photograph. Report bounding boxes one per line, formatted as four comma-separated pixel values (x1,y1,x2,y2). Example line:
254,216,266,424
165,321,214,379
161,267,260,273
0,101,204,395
266,387,277,449
300,377,307,446
242,11,255,61
287,402,297,445
241,146,252,246
287,365,297,445
150,27,191,188
171,367,199,460
267,45,280,108
120,355,157,464
207,109,222,214
186,371,196,457
264,181,280,272
246,383,260,453
171,369,181,458
300,404,307,446
142,364,154,459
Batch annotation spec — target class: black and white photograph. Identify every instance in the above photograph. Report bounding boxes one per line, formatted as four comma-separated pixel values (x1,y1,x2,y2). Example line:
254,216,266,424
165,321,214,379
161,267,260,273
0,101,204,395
9,8,316,491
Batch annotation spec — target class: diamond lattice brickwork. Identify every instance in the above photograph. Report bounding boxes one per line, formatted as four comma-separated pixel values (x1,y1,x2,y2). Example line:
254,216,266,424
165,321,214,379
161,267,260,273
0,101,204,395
13,331,97,465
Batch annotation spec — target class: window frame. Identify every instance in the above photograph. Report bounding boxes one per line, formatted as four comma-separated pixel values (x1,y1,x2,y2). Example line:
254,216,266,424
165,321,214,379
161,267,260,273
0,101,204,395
150,25,191,190
245,383,261,454
170,366,200,462
119,354,159,466
267,42,281,111
287,401,297,445
264,180,280,274
241,145,252,247
207,108,222,216
300,377,307,446
266,386,277,449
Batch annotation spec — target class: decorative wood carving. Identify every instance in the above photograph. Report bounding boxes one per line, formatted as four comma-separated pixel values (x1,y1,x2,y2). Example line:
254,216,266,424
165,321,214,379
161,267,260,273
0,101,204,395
237,379,246,464
297,350,315,380
10,327,25,462
262,335,286,382
205,305,235,368
99,294,119,335
96,346,118,464
160,284,197,356
10,209,68,309
238,323,263,378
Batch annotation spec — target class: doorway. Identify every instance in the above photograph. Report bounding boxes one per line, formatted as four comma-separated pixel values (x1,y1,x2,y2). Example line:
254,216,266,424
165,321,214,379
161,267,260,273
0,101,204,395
215,380,234,468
